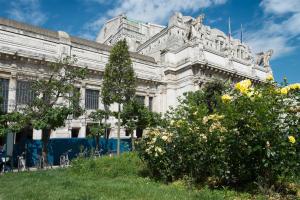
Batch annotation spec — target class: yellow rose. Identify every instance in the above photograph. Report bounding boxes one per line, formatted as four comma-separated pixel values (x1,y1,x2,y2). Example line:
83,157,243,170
161,135,168,141
235,79,252,94
243,79,252,88
170,120,175,126
203,114,224,124
288,136,296,144
247,91,254,98
155,147,162,153
209,114,224,121
280,87,289,95
288,83,300,90
202,116,208,124
221,94,232,103
266,74,274,81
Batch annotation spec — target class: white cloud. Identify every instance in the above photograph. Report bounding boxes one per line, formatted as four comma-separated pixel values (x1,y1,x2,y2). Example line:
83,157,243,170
246,33,294,59
82,0,227,39
106,0,227,24
260,0,300,15
7,0,47,26
246,0,300,59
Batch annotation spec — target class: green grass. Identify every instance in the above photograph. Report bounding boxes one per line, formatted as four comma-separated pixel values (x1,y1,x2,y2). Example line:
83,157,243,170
0,153,286,200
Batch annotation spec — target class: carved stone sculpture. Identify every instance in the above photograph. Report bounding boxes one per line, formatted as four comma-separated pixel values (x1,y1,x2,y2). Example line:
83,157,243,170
192,14,205,28
256,49,273,67
188,14,205,41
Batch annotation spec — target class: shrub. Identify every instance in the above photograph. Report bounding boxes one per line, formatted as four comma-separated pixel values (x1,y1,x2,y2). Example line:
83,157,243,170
137,78,300,187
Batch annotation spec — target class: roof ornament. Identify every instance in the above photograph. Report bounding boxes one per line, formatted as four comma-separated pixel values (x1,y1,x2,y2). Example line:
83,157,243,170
256,49,273,68
188,13,205,41
192,13,205,27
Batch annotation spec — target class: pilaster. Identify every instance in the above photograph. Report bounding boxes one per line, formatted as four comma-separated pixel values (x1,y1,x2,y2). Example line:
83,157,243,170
8,72,17,112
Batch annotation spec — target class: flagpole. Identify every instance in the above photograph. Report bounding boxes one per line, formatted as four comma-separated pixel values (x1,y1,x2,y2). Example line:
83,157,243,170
240,24,243,44
228,17,231,41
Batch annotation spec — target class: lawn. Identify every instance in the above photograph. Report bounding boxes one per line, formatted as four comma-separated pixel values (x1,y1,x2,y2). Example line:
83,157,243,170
0,153,291,200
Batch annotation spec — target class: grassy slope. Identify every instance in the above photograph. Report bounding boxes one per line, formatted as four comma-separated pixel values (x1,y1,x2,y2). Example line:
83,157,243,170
0,153,263,200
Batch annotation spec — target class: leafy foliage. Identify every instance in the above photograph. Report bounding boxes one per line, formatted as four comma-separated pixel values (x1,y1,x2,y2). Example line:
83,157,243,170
138,78,300,190
101,39,136,155
0,112,28,136
120,98,163,150
24,56,87,131
19,56,88,158
121,98,150,132
101,40,136,105
88,109,111,150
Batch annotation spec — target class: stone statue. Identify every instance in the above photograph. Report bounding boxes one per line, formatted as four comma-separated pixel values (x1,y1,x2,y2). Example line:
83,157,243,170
192,14,205,28
188,14,205,41
256,49,273,67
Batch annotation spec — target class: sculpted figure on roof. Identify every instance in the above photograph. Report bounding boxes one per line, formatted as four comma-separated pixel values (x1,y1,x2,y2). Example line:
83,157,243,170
256,49,273,67
192,14,205,28
188,14,205,41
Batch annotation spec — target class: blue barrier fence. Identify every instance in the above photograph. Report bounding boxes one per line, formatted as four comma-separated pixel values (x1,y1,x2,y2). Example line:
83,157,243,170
13,138,131,167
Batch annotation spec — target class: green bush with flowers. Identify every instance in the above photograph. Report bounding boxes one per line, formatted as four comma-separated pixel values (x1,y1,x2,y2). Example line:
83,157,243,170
137,76,300,188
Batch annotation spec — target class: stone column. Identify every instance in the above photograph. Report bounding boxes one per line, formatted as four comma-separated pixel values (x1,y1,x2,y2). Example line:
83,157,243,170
79,82,86,138
78,124,86,138
80,82,86,109
145,95,149,109
8,72,17,112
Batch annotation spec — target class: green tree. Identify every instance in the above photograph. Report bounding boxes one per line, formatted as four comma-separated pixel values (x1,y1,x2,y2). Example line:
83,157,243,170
101,40,136,155
121,98,165,150
23,56,87,165
121,98,149,150
89,109,111,151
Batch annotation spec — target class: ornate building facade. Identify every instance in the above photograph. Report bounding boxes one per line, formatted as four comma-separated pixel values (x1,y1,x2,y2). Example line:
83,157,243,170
0,12,273,140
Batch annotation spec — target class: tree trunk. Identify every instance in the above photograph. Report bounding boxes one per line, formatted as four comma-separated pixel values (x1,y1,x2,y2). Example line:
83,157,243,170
96,133,99,151
41,128,50,168
131,130,135,151
117,103,121,156
104,116,108,154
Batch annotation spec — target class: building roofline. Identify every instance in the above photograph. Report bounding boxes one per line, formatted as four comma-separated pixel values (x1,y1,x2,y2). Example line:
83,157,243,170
0,17,157,64
0,17,59,39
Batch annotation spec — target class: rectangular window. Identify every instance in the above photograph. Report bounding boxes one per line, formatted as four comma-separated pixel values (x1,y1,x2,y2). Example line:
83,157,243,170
136,95,145,105
71,128,80,138
85,89,99,110
0,78,9,113
16,81,35,105
149,97,153,111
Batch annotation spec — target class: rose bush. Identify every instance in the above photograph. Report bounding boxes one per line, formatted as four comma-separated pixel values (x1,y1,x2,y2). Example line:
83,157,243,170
137,77,300,187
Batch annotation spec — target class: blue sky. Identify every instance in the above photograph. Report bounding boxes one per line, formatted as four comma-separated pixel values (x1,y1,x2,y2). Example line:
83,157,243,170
0,0,299,83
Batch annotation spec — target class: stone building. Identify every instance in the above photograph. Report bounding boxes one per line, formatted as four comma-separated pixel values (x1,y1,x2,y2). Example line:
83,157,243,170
0,12,273,140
